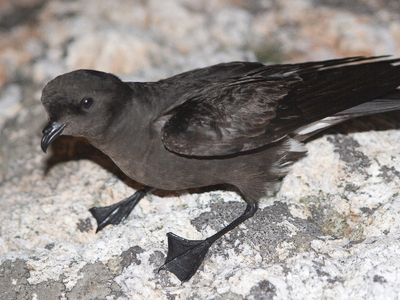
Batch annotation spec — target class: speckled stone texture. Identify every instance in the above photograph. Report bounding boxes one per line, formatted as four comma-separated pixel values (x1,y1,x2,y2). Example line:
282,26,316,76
1,0,400,299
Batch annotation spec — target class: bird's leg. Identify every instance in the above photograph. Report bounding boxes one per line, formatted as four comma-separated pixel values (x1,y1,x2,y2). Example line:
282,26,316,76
89,187,154,233
159,202,258,282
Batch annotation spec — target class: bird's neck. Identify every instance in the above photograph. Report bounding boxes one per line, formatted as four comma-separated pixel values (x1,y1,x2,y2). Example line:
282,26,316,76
88,86,159,182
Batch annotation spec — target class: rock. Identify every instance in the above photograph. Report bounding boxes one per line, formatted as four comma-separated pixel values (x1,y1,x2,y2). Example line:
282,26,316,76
0,84,22,130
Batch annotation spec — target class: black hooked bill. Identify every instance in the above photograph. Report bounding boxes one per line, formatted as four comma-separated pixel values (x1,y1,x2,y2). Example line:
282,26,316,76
41,121,66,153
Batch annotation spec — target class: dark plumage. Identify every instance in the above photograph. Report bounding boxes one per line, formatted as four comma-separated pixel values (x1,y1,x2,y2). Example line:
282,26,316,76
41,56,400,282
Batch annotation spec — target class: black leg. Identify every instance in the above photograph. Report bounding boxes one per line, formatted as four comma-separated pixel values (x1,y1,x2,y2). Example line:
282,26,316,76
90,188,152,233
159,202,258,282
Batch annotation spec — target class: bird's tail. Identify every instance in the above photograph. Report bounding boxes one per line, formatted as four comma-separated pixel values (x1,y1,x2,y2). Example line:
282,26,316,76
293,90,400,141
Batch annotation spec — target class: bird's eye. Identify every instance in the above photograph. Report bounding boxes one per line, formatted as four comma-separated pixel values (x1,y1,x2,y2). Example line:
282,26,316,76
81,98,93,109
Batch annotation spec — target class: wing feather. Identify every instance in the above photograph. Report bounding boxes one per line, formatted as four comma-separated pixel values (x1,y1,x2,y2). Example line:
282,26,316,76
160,57,400,156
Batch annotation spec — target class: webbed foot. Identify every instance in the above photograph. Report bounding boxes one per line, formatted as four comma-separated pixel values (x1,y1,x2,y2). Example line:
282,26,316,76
89,189,146,232
159,232,212,282
159,203,258,282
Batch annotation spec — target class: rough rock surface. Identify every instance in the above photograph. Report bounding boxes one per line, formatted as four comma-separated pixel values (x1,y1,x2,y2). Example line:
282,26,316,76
1,0,400,299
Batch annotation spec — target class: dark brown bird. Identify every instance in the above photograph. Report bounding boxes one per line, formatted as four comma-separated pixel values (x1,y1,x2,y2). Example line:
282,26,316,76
41,56,400,282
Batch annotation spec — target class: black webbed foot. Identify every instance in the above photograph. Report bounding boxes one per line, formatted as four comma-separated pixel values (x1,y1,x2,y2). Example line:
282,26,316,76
159,232,212,282
89,188,147,232
159,203,258,282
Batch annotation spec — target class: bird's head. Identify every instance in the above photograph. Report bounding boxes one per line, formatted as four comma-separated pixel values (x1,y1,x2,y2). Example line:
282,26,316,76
40,69,132,153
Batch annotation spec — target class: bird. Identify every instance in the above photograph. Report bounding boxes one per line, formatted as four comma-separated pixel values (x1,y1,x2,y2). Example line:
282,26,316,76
41,56,400,282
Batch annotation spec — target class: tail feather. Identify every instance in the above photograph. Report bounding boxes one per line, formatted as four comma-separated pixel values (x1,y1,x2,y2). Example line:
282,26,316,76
294,91,400,141
334,91,400,118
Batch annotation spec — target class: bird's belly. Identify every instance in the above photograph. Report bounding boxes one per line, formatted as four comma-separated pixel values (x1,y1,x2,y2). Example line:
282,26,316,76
131,154,225,190
103,134,295,194
121,145,277,192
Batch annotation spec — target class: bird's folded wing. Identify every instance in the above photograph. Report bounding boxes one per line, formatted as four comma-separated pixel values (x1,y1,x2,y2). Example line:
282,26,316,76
161,75,301,156
160,57,400,157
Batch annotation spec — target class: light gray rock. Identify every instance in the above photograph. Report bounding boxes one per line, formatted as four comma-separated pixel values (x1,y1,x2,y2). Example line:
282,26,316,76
0,84,22,129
